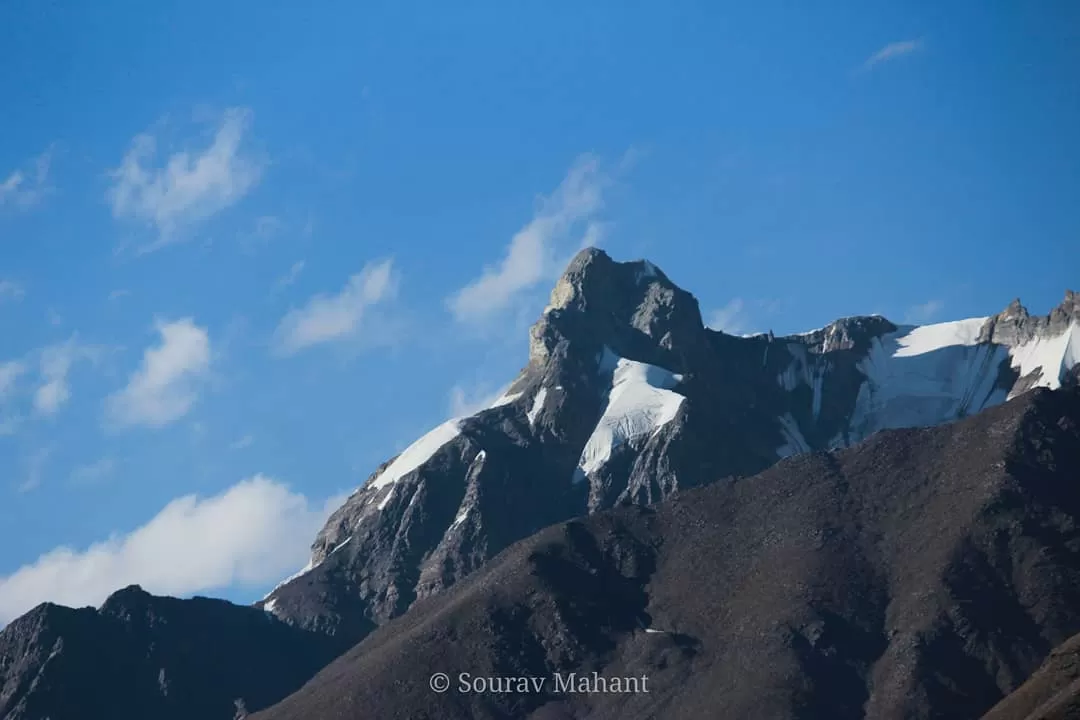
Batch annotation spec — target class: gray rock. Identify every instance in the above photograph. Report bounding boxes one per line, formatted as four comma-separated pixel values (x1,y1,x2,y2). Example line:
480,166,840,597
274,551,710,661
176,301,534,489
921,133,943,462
263,249,1079,652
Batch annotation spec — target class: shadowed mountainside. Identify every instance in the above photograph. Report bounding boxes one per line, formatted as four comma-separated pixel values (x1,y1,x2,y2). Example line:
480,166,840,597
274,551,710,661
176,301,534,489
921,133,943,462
0,586,351,720
253,387,1080,720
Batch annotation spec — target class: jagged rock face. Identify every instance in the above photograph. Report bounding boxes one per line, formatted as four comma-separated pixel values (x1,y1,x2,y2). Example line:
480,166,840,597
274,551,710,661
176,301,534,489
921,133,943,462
253,388,1080,720
263,247,1080,647
0,586,349,720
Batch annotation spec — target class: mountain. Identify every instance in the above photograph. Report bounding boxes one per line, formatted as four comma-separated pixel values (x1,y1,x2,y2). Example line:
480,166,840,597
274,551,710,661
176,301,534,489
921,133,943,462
983,632,1080,720
252,386,1080,720
0,586,349,720
261,248,1080,647
1,249,1077,720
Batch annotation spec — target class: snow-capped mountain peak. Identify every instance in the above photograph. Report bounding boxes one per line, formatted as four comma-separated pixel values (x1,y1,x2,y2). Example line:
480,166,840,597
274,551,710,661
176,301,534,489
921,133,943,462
261,249,1078,645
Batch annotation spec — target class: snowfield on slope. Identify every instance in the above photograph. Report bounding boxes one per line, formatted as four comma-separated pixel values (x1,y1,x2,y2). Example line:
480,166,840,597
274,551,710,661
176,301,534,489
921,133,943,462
1008,321,1080,397
848,317,1009,443
369,419,464,492
575,348,685,481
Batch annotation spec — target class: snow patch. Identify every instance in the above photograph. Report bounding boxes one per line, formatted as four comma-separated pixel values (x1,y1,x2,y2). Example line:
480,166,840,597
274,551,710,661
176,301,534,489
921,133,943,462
369,419,463,492
846,319,1009,445
635,261,658,282
450,505,471,529
893,317,988,357
450,451,486,529
264,557,317,599
527,387,548,426
328,536,352,556
777,345,827,420
377,484,397,510
575,349,685,482
1008,322,1080,398
489,390,523,409
263,598,278,614
776,413,812,458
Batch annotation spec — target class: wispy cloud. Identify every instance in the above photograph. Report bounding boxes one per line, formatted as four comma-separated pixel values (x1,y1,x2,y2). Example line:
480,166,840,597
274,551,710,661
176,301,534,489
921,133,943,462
275,260,306,290
229,434,255,450
0,280,26,303
108,289,131,302
0,360,26,401
0,475,340,623
107,108,262,250
447,155,610,324
240,215,283,253
17,446,53,494
69,457,117,487
0,146,55,210
273,259,398,355
862,39,923,71
904,299,945,325
105,318,211,429
706,298,751,335
447,382,512,418
34,336,101,417
0,360,27,436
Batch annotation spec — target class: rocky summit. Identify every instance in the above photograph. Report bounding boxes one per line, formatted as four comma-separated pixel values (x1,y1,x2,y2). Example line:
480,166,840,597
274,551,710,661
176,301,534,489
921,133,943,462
0,249,1077,720
262,248,1080,647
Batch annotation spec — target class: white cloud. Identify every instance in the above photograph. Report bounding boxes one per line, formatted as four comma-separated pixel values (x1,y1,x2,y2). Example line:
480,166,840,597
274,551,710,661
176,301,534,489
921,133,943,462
447,155,610,323
0,360,27,435
904,299,945,325
862,39,923,71
0,360,26,400
447,382,511,418
252,215,281,238
70,457,117,486
0,416,19,436
0,280,26,303
107,108,262,247
229,434,255,450
17,447,53,494
0,475,340,623
273,259,397,354
0,146,54,210
707,298,750,334
275,260,306,290
34,337,99,416
105,318,211,428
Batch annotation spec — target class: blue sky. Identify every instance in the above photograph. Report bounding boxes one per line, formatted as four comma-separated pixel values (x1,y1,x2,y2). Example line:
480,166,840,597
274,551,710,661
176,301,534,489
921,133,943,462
0,0,1077,622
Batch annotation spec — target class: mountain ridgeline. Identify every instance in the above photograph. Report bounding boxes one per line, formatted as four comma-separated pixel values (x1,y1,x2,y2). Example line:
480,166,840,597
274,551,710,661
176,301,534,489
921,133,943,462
1,248,1078,720
262,248,1080,644
252,386,1080,720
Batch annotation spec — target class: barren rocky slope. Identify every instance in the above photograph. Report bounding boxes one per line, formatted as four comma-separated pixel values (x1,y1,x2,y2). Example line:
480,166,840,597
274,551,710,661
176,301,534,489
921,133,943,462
254,387,1080,720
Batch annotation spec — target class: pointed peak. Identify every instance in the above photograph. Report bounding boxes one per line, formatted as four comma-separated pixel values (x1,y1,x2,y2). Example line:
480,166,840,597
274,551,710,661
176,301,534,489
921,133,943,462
979,291,1078,346
1059,289,1079,314
561,246,612,275
999,298,1030,319
545,249,683,316
99,584,152,615
530,251,705,369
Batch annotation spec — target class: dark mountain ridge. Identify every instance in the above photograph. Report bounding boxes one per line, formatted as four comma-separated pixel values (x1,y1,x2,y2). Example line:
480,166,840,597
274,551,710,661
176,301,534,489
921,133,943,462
252,387,1080,720
0,586,349,720
262,249,1079,651
0,250,1077,719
